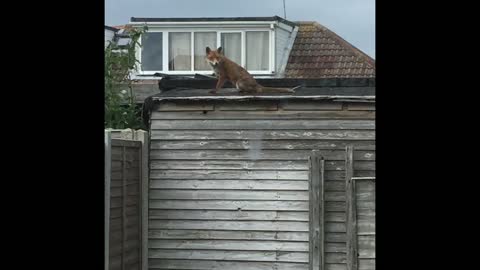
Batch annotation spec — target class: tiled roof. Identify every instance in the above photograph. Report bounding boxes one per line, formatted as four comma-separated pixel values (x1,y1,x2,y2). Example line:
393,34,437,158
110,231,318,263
285,22,375,78
105,25,119,32
112,25,130,30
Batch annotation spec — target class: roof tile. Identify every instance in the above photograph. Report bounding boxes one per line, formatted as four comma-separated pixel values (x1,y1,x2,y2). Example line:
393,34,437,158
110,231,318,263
285,22,375,78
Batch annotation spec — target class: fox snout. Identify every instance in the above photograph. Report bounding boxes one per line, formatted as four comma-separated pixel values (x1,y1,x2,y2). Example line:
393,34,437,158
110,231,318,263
205,58,219,66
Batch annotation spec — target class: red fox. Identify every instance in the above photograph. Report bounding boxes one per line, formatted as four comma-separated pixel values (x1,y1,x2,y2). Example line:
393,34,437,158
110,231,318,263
205,46,298,94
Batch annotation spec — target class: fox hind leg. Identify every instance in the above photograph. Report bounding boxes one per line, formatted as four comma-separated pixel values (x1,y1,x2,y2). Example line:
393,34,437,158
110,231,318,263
237,80,257,93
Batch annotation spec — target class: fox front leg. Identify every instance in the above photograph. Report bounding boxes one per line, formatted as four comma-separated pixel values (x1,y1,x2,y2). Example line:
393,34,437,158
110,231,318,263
210,76,226,94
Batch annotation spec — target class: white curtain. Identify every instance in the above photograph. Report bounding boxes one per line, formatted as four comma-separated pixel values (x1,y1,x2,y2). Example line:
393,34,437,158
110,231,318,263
221,33,242,65
246,31,269,71
194,32,217,70
169,32,191,71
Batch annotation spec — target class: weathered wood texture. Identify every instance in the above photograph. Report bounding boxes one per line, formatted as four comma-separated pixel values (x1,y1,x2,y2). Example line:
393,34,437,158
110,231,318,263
355,179,375,270
139,131,149,270
345,163,375,270
148,99,375,270
105,132,112,270
107,133,147,270
345,146,357,270
309,153,324,270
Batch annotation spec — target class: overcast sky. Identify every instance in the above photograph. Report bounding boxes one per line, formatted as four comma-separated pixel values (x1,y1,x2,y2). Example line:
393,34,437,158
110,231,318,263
105,0,375,58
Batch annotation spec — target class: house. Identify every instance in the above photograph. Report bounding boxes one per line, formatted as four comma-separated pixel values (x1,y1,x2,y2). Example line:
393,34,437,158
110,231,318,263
106,16,375,102
105,25,119,48
105,25,134,50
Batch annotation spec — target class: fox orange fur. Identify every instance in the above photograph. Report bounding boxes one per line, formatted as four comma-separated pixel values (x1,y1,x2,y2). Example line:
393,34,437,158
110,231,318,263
205,46,297,94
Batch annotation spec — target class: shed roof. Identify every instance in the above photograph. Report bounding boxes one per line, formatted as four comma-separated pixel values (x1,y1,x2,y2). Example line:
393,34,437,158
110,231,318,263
149,86,375,102
155,76,375,92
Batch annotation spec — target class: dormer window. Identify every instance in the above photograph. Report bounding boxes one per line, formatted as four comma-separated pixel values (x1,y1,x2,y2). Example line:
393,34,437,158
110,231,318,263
135,24,276,75
139,30,272,75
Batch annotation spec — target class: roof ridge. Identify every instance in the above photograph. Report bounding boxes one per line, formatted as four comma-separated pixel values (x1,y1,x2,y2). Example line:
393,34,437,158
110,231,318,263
112,25,129,29
294,21,317,24
105,25,120,32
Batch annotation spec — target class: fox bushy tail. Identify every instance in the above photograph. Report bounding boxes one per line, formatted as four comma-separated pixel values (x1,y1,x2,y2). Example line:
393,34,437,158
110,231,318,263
258,85,301,94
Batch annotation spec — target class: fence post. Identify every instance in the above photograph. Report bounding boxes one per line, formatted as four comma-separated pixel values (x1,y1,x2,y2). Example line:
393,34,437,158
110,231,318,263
121,144,127,270
346,146,358,270
137,130,149,270
105,130,112,270
309,151,324,270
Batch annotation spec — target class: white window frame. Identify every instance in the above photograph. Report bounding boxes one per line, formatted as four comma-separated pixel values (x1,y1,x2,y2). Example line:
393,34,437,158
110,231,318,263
193,31,219,72
242,29,275,74
218,30,244,68
136,29,165,74
165,30,194,74
135,24,275,76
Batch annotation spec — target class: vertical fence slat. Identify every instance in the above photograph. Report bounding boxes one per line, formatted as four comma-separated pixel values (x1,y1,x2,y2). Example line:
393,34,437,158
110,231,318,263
346,146,358,270
309,152,324,270
319,157,324,270
105,131,112,270
352,177,375,270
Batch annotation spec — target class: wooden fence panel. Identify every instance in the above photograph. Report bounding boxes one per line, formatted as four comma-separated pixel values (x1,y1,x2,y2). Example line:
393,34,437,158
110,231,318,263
106,130,148,270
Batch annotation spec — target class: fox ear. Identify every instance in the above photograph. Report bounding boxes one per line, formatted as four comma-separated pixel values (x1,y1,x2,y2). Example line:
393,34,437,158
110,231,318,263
206,47,211,54
217,47,223,54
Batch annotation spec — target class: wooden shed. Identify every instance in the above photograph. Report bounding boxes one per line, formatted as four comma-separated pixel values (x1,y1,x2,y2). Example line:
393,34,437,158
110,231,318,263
142,78,375,270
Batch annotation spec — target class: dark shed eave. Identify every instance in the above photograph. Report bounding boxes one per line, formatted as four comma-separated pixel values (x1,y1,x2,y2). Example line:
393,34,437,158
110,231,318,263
150,83,375,100
150,93,375,102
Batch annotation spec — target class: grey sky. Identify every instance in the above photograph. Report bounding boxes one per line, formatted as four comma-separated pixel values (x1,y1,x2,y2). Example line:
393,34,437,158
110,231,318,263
105,0,375,58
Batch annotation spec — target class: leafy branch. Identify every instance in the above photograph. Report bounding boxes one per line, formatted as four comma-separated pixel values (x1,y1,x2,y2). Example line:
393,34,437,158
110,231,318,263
105,26,147,129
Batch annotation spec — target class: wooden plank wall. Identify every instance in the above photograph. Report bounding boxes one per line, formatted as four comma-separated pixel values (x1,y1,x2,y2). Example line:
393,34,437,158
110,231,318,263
109,139,143,270
149,99,375,270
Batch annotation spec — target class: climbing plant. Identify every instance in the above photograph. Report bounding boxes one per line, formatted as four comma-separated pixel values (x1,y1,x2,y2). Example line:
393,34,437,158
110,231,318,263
105,26,147,129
